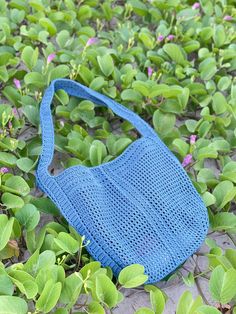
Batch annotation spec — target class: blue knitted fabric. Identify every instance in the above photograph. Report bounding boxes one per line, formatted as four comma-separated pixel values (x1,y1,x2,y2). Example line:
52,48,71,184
36,79,209,284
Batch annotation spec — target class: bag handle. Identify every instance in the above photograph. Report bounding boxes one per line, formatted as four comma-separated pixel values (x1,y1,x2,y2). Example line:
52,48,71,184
37,78,157,173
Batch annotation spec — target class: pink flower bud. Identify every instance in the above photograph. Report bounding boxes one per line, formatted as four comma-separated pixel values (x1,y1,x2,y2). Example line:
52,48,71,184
167,34,175,41
157,35,165,42
182,154,193,167
224,15,233,21
147,67,153,77
192,2,200,9
8,121,12,129
13,78,21,89
47,53,56,64
0,167,9,174
190,135,197,145
86,37,98,46
12,108,18,116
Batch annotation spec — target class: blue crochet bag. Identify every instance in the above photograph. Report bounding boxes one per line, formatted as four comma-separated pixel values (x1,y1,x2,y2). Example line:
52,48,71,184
36,79,209,284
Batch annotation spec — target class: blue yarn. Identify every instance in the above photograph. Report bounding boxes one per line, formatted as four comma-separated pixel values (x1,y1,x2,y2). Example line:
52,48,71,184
36,79,209,284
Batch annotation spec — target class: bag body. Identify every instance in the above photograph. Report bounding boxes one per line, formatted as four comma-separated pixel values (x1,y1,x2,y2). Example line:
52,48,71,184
36,79,209,283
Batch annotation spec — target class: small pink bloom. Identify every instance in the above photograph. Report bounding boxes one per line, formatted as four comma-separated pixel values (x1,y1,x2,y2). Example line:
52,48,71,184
0,167,9,174
224,15,233,21
13,78,21,89
192,2,200,9
86,37,98,46
167,34,175,41
47,53,56,64
190,135,197,145
8,121,12,129
157,35,165,42
12,108,18,116
182,154,193,167
147,67,153,77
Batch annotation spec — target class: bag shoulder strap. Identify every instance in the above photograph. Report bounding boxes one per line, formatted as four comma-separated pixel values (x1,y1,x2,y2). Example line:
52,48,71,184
37,78,157,174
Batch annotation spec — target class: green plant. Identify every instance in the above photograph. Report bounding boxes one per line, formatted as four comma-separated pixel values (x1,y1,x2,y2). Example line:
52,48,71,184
0,0,236,312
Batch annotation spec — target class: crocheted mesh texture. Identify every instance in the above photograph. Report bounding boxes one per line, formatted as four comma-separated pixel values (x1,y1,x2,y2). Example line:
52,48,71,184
36,79,209,284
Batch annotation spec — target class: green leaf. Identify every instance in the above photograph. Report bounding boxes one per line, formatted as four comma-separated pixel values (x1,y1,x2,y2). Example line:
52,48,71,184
31,197,60,216
134,308,155,314
118,264,148,288
139,32,155,49
24,72,45,87
196,147,218,160
48,65,70,82
220,161,236,183
212,212,236,232
97,54,114,77
88,301,105,314
163,44,187,65
54,232,80,254
209,265,236,304
0,274,14,295
39,18,57,35
213,25,225,48
210,140,230,153
36,279,62,313
56,30,71,48
59,272,82,306
213,181,236,209
1,192,24,209
153,110,176,136
199,58,217,81
22,105,39,126
89,77,105,91
202,192,216,207
176,291,203,314
89,140,107,166
195,305,221,314
0,296,28,314
217,77,231,91
212,92,228,114
0,152,17,167
114,138,132,155
9,270,38,299
95,274,119,308
15,204,40,231
16,157,35,172
4,176,30,196
150,288,165,314
173,139,189,157
21,46,38,70
121,89,142,102
80,261,101,280
0,215,14,251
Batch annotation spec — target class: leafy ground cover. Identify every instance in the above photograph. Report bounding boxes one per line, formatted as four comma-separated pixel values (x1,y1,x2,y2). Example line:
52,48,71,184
0,0,236,313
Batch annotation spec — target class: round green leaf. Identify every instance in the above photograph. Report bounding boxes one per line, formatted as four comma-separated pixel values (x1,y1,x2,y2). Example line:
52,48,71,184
213,181,236,209
0,152,17,167
16,157,35,172
118,264,148,288
1,192,24,209
95,274,119,308
0,296,28,314
4,176,30,196
15,204,40,231
163,44,187,65
97,54,114,77
54,232,80,254
209,265,236,304
36,279,62,313
153,110,176,136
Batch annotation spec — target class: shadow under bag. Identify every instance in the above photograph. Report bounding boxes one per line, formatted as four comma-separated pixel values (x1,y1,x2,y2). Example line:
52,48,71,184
36,79,209,283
